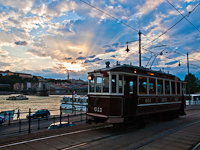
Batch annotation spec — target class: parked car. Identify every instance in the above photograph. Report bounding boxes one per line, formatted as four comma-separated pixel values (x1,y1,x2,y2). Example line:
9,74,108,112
26,109,50,119
47,122,75,130
0,116,4,124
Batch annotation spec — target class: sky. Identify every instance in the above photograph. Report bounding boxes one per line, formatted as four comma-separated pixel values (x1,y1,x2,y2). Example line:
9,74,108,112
0,0,200,81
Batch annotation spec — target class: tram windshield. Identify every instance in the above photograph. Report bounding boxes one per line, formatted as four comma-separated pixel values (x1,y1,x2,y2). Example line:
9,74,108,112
88,73,124,94
89,75,110,93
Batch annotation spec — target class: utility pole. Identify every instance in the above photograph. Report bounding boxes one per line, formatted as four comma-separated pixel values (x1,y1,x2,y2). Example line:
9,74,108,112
139,30,141,67
126,30,142,67
187,52,191,105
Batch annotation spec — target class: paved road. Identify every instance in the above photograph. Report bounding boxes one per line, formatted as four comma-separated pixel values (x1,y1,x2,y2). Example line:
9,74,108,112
0,105,200,150
0,113,87,138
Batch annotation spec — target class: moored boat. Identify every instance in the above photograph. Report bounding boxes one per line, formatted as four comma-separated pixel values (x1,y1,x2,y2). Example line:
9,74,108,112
60,95,88,112
6,94,29,100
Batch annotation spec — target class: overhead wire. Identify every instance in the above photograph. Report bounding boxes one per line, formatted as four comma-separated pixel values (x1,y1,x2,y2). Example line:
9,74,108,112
142,2,200,48
79,0,200,69
79,0,169,50
142,15,187,47
166,0,200,32
79,0,139,32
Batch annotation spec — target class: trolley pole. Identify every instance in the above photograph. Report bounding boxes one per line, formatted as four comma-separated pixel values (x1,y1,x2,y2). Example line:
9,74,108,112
187,52,191,105
139,30,141,67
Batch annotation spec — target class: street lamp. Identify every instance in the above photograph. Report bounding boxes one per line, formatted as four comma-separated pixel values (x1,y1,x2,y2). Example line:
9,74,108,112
125,30,142,67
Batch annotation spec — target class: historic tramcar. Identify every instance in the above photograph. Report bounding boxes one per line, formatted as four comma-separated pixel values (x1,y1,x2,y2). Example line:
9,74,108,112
87,62,186,127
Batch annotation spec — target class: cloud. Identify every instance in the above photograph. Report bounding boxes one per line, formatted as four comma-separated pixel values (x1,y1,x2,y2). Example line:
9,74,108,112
102,45,111,48
112,42,119,48
84,58,102,63
111,55,116,58
105,48,116,53
64,57,72,60
0,0,200,81
76,56,86,60
137,0,165,16
165,60,178,65
88,55,96,58
15,41,28,46
0,62,11,67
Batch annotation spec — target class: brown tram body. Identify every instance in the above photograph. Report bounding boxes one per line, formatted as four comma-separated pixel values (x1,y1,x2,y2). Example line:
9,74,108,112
87,64,186,125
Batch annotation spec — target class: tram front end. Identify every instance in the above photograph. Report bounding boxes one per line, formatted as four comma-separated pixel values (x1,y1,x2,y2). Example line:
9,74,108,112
87,95,124,124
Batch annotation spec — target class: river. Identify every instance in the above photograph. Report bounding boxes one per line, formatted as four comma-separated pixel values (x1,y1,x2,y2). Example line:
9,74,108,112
0,94,71,119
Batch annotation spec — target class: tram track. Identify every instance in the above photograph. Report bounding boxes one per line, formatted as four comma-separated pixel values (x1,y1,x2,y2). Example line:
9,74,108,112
131,120,200,150
0,124,113,149
0,110,200,150
59,112,200,150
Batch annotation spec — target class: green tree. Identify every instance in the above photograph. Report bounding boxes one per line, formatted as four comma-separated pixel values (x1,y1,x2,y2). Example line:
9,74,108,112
184,73,199,94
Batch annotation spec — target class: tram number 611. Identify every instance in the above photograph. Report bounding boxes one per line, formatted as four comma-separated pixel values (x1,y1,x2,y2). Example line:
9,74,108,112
94,107,102,112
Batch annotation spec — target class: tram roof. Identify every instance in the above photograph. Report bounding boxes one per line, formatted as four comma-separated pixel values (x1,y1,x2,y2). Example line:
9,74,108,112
88,64,181,81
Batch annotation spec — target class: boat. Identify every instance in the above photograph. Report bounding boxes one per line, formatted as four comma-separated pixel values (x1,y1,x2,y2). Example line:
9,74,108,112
6,94,29,100
0,110,15,121
186,94,200,105
60,95,88,112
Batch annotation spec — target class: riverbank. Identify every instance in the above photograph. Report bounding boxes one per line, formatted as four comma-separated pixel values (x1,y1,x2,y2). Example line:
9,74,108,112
0,95,65,119
0,92,15,95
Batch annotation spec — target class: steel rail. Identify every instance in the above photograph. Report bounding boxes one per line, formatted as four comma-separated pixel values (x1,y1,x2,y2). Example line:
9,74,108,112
191,142,200,150
131,120,200,150
0,124,113,149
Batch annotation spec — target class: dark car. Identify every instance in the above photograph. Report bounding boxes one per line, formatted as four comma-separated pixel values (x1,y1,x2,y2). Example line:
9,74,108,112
26,109,50,119
0,116,4,124
47,122,75,130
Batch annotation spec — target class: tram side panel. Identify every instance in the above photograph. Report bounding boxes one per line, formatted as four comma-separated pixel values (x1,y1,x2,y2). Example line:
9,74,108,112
136,96,183,118
136,97,157,115
88,95,185,124
123,96,137,121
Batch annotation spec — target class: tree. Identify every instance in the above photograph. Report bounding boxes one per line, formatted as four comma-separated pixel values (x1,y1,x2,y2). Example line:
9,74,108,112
184,73,199,94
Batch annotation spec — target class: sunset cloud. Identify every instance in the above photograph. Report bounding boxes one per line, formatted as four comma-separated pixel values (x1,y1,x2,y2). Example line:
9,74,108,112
0,0,199,80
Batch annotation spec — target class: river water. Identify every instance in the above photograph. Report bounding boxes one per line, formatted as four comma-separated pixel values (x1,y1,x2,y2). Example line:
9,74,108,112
0,94,70,119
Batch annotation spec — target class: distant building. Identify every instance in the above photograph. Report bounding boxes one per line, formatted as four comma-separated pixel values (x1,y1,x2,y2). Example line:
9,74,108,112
36,76,44,80
0,70,33,79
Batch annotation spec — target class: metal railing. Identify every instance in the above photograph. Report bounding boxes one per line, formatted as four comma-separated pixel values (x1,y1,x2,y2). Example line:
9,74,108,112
0,105,88,138
186,100,200,105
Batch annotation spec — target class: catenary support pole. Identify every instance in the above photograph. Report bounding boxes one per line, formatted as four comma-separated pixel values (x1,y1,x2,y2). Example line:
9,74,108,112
139,30,141,67
187,52,191,105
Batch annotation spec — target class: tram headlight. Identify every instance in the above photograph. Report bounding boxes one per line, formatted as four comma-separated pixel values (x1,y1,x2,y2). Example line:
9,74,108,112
88,75,93,80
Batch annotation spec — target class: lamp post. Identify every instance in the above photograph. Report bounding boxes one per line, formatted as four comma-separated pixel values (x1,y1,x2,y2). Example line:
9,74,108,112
187,52,191,105
126,30,142,67
139,30,141,67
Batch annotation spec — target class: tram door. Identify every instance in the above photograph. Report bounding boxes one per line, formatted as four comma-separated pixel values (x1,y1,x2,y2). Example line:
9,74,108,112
124,75,137,117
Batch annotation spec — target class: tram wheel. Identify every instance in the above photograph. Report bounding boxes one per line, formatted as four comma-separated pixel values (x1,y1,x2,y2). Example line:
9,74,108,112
136,116,147,129
87,119,92,125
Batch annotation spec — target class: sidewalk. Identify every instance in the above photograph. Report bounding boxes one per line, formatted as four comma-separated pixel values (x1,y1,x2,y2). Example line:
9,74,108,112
185,104,200,110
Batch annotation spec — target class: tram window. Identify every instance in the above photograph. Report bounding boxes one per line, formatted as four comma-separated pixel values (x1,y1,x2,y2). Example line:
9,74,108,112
149,78,156,94
129,81,133,94
119,75,123,93
157,79,163,94
96,77,102,93
103,76,109,93
177,82,180,94
171,81,175,94
165,80,170,94
139,77,147,94
89,76,95,92
112,75,116,93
